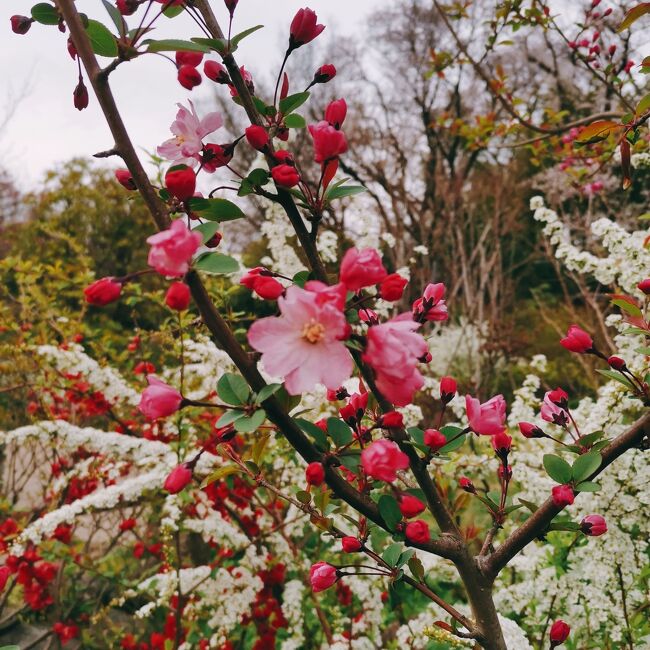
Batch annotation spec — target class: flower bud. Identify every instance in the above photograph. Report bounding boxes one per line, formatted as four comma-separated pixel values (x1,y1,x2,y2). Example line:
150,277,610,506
424,429,446,451
551,484,574,507
607,355,627,371
176,50,204,68
177,65,202,90
84,277,123,306
115,169,136,190
405,519,430,543
459,476,475,493
399,494,425,518
165,165,196,201
313,64,336,84
206,232,223,248
138,375,183,420
580,514,607,536
305,461,325,486
271,164,300,188
439,376,457,403
379,273,408,301
518,422,545,438
491,431,512,458
73,79,89,111
224,0,239,15
325,98,347,130
560,324,593,354
379,411,403,429
289,7,325,50
163,463,193,494
10,15,32,35
116,0,139,15
245,125,269,151
204,60,231,84
309,562,338,592
638,278,650,295
341,536,362,552
165,282,191,311
549,620,570,646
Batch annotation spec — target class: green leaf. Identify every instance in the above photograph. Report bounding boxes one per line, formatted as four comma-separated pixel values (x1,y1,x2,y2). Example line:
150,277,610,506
378,495,402,531
217,373,250,406
31,3,59,25
382,542,403,567
325,185,367,201
187,197,245,222
255,383,282,404
572,451,601,483
575,481,601,492
517,498,539,513
339,452,360,472
163,4,184,17
611,298,642,317
215,409,244,427
194,252,239,275
146,39,210,53
407,427,425,445
637,92,650,116
292,270,310,288
101,0,125,35
543,454,573,484
578,430,605,448
234,409,266,433
192,221,220,244
284,113,306,128
408,556,425,580
279,92,310,116
327,417,353,447
86,19,118,57
200,465,243,488
191,36,227,52
439,426,466,454
230,24,264,49
596,369,636,390
396,548,415,568
247,168,270,186
296,490,311,505
295,418,329,450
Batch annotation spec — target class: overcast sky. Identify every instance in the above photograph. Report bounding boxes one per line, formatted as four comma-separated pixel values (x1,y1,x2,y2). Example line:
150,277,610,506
2,1,376,188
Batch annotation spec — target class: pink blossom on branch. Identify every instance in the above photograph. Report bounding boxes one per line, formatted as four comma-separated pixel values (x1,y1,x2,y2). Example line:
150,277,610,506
138,375,183,420
309,562,338,592
465,394,507,436
308,121,348,164
412,282,448,322
559,324,594,354
157,101,223,164
146,219,202,277
163,463,193,494
362,315,428,406
361,439,409,482
289,8,325,50
247,286,353,394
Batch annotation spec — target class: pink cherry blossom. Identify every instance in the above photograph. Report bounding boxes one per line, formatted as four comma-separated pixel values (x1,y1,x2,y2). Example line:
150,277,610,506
146,219,202,277
541,391,569,426
247,285,353,395
362,315,428,406
361,439,409,482
465,394,507,435
412,283,448,321
157,100,223,165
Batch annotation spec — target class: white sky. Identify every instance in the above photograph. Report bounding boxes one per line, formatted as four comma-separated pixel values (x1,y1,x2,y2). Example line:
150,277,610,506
1,1,377,188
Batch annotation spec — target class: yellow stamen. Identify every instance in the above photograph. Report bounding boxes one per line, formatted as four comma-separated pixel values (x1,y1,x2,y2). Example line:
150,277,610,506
302,319,325,344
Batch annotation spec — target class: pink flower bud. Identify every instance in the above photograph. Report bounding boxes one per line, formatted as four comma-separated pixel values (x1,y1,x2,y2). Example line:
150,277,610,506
10,15,32,35
638,278,650,294
424,429,446,451
380,411,404,429
405,519,430,543
271,164,301,188
73,79,89,111
165,282,191,311
240,268,285,300
204,60,230,84
459,476,475,493
607,355,626,371
379,273,408,301
550,620,570,646
163,463,193,494
289,7,325,50
341,536,362,552
361,440,409,483
518,422,545,438
309,562,338,592
115,169,136,190
339,248,387,292
560,324,593,353
399,494,425,518
305,462,325,486
580,514,607,536
551,484,574,507
176,50,203,68
84,277,123,306
439,376,457,402
139,375,183,420
177,65,202,90
308,121,348,163
245,125,269,151
325,98,347,130
313,64,336,84
165,165,196,201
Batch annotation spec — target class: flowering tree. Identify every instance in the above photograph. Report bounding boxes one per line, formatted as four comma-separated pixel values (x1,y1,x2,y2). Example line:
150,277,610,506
2,1,650,649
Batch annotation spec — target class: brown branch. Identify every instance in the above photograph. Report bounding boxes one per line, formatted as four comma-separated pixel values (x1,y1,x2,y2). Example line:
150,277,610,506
484,411,650,579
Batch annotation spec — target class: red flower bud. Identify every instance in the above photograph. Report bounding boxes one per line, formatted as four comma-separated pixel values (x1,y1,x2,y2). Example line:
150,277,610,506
116,0,139,15
163,463,193,494
271,164,300,188
560,324,593,354
240,267,284,300
439,376,457,402
245,125,269,151
341,536,362,552
73,79,89,111
399,494,426,518
313,64,336,84
10,15,32,35
459,476,475,493
518,422,545,438
224,0,238,15
206,232,223,248
165,165,196,201
280,72,290,100
176,50,204,68
580,514,607,536
289,7,325,50
607,355,627,371
405,519,430,543
177,65,202,90
549,620,570,646
84,277,122,306
423,428,446,451
379,273,408,301
165,282,191,311
380,411,403,429
325,98,347,130
115,169,136,190
306,461,325,486
551,484,574,507
204,60,230,84
638,278,650,294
